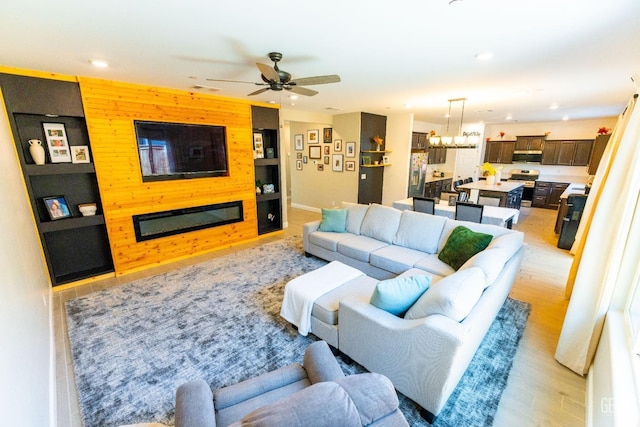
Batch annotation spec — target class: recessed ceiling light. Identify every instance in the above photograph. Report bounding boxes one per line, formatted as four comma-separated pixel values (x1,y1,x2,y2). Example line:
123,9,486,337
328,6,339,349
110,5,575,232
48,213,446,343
505,115,513,120
562,115,569,121
404,104,412,109
289,95,299,100
90,59,109,68
475,52,493,61
549,104,559,110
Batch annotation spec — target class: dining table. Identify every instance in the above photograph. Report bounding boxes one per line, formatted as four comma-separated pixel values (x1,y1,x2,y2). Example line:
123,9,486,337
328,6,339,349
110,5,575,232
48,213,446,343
392,197,520,228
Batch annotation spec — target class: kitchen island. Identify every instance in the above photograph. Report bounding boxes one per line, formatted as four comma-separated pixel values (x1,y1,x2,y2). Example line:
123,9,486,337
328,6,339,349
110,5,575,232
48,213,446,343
457,181,524,209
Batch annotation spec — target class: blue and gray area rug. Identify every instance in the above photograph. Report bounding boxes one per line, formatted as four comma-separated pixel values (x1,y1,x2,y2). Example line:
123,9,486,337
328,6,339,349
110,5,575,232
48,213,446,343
66,237,530,427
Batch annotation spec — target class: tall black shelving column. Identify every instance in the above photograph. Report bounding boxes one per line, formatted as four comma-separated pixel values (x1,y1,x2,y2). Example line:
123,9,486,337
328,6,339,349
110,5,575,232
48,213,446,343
251,105,282,235
0,73,114,286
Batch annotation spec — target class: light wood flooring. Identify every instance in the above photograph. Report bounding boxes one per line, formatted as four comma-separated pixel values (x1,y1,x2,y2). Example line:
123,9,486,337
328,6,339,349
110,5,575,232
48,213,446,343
54,205,585,427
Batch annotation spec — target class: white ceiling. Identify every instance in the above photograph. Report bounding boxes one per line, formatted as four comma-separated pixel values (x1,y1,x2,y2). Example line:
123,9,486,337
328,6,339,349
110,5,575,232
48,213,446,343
1,0,639,125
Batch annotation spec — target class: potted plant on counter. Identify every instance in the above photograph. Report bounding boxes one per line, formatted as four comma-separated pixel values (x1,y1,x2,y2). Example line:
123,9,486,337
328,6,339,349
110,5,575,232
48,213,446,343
479,162,503,185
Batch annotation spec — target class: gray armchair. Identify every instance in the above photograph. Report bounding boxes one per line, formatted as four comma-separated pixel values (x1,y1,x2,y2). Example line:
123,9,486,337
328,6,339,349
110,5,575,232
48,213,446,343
175,340,408,427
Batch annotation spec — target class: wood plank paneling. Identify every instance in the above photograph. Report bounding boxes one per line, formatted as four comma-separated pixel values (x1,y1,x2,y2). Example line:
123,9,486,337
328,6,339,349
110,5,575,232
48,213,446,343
78,77,265,274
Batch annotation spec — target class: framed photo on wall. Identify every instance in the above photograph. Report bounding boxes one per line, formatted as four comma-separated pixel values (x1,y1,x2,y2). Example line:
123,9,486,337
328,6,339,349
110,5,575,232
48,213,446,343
324,146,330,155
345,160,356,171
334,139,342,152
42,123,72,163
294,134,304,150
309,145,321,159
42,195,71,220
346,141,356,158
332,154,344,172
307,129,319,144
296,159,303,170
324,156,330,165
323,128,332,143
253,132,264,158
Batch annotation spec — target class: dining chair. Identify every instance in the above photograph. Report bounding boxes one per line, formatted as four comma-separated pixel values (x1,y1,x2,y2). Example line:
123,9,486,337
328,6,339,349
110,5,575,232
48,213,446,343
413,197,436,215
478,196,501,206
453,180,464,192
463,177,473,184
455,202,484,223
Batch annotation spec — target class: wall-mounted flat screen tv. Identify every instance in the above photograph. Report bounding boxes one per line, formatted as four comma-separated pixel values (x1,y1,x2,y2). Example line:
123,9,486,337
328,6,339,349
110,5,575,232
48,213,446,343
134,120,229,182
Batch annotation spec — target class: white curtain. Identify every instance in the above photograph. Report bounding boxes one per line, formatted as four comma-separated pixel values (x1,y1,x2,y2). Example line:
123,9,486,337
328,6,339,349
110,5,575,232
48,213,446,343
555,93,640,375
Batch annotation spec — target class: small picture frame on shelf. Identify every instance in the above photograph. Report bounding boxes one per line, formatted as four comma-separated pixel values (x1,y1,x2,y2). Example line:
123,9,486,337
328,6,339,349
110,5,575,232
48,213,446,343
346,141,356,158
71,145,91,164
296,159,303,170
43,195,72,220
382,155,390,165
262,184,275,194
332,154,344,172
294,134,304,150
362,155,372,165
307,129,319,144
253,133,264,158
345,160,356,171
42,123,72,163
323,128,332,143
334,139,342,152
309,145,321,159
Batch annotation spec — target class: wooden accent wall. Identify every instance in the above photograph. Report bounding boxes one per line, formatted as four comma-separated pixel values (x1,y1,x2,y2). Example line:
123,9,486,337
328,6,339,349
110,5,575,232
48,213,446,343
78,77,267,275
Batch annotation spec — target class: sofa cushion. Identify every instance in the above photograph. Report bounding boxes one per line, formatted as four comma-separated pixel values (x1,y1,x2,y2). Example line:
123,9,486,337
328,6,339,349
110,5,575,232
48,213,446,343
309,231,354,252
393,210,447,254
413,254,455,277
341,202,370,235
404,267,486,321
359,204,402,244
313,275,379,325
437,218,511,253
459,247,509,287
370,275,431,316
318,208,347,232
369,245,429,274
337,235,389,262
486,231,524,260
438,226,493,270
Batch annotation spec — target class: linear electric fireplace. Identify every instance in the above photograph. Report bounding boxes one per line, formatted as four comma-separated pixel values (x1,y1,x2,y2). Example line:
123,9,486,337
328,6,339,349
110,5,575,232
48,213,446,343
133,201,243,242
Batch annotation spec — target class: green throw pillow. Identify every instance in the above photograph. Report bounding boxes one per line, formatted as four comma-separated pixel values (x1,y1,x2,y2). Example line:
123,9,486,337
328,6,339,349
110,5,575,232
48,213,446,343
370,275,431,317
318,208,347,232
438,226,493,270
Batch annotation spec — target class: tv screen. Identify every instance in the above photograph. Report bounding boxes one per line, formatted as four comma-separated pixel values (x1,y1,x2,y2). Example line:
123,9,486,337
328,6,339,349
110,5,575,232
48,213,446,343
134,120,229,182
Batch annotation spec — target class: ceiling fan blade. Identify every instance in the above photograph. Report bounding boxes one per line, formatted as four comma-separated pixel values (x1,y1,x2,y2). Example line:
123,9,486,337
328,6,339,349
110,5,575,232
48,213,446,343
256,62,280,82
290,75,341,86
206,78,257,84
248,87,271,96
286,86,318,97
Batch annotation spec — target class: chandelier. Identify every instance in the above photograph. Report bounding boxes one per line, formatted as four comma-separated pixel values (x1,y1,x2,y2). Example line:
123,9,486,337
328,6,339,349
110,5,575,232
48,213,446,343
429,97,477,147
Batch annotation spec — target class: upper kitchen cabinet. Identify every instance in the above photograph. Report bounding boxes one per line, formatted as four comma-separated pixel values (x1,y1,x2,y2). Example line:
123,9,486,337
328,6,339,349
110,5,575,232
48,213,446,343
484,140,514,164
515,135,545,151
542,139,593,166
588,134,611,175
411,132,429,150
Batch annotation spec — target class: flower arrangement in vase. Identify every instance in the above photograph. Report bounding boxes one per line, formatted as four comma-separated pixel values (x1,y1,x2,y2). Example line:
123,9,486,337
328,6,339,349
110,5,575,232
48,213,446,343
372,135,384,151
597,127,611,135
479,162,503,185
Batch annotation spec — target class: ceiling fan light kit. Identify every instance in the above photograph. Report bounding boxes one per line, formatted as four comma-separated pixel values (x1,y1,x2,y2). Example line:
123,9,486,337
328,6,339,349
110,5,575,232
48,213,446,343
207,51,340,97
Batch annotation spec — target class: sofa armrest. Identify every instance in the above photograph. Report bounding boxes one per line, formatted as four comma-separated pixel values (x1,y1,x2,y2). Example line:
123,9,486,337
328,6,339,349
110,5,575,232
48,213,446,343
338,295,470,415
303,341,345,384
303,220,321,252
175,379,216,427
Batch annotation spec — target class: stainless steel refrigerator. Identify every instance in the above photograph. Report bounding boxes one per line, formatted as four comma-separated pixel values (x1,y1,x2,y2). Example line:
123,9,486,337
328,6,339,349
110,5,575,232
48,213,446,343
408,152,428,197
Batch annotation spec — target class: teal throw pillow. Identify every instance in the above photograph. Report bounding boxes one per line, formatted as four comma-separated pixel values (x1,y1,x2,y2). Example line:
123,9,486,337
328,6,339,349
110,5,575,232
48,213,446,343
438,226,493,270
318,208,347,233
370,275,431,316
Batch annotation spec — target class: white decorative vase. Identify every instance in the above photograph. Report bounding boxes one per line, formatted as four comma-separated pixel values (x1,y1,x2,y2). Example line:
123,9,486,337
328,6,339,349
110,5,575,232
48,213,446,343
29,139,45,165
486,175,496,185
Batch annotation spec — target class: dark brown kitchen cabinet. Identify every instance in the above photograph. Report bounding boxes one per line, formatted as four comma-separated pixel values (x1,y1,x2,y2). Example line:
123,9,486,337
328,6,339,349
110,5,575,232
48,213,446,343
427,146,447,164
532,181,569,209
588,134,611,175
515,135,545,151
411,132,429,150
543,139,593,166
484,140,514,164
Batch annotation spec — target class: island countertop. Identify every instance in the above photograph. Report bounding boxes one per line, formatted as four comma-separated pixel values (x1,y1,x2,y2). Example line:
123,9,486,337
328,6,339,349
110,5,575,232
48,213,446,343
457,181,524,193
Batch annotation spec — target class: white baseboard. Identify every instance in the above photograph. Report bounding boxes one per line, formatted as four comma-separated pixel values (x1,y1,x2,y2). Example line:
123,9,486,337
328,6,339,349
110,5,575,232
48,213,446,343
290,203,321,213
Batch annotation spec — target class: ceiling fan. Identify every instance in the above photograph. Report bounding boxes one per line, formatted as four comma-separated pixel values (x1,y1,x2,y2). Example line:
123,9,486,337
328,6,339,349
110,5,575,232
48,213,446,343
207,52,340,97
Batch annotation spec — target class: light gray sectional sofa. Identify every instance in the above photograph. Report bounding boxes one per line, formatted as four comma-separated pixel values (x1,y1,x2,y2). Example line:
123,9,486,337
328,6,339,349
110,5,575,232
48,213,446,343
302,202,524,421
